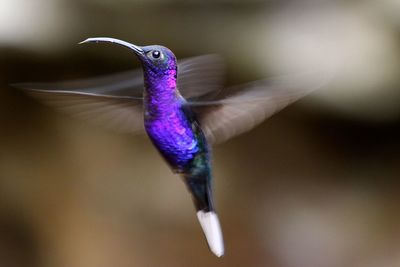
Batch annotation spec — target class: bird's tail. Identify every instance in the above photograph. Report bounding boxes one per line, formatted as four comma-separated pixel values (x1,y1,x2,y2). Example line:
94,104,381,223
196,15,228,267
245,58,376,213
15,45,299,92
185,173,224,257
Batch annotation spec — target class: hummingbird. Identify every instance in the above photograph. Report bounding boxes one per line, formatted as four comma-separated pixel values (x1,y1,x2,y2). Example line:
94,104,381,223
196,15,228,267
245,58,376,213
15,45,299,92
15,37,331,257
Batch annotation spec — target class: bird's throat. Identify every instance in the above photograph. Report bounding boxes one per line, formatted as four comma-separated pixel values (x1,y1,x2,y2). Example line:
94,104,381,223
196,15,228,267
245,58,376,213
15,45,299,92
143,69,179,117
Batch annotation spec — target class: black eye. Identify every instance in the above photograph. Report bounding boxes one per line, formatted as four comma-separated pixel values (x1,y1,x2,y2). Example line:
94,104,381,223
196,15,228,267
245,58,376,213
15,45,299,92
152,50,160,58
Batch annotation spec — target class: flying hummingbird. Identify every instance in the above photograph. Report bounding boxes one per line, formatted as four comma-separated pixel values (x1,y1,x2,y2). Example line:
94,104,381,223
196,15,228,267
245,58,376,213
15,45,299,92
15,37,331,257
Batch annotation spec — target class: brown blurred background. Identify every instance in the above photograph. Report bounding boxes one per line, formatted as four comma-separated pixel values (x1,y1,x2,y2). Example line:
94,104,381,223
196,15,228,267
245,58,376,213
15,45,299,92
1,0,400,266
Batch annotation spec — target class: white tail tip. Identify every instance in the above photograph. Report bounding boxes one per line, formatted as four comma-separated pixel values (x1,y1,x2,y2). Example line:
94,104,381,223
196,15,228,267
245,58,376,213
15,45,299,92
196,211,225,257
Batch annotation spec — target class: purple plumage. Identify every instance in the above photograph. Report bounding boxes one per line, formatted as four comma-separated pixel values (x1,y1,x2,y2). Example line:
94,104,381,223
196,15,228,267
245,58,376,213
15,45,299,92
144,97,200,169
140,46,202,170
133,43,222,256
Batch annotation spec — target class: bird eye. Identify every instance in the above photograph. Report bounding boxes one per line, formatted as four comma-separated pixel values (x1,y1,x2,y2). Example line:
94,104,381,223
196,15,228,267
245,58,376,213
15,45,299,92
146,49,165,61
151,50,161,59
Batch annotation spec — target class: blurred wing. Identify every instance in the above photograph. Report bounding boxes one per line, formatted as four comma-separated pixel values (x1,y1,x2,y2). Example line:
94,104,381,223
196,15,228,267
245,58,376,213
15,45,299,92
177,54,225,100
14,69,145,97
189,72,331,144
21,88,144,133
14,55,225,133
14,54,225,99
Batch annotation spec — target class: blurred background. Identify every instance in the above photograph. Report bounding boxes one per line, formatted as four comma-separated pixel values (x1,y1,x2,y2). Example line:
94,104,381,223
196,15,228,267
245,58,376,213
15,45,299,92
1,0,400,266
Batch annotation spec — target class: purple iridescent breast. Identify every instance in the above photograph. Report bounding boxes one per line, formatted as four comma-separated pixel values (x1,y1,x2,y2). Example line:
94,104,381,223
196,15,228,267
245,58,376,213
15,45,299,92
144,103,200,169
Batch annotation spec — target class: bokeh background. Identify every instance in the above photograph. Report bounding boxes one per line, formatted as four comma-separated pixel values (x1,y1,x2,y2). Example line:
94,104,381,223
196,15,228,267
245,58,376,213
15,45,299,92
1,0,400,266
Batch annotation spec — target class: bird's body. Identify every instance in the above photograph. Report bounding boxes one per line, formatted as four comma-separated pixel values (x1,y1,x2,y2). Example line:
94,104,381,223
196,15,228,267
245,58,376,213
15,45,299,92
144,97,202,171
16,37,331,258
142,58,215,213
141,51,202,171
87,40,225,255
144,96,209,177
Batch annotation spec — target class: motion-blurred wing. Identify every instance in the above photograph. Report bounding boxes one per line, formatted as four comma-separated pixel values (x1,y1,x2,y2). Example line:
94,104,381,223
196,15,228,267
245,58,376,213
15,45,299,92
21,88,144,133
189,72,330,144
14,54,225,133
14,55,224,99
15,69,145,97
177,54,225,100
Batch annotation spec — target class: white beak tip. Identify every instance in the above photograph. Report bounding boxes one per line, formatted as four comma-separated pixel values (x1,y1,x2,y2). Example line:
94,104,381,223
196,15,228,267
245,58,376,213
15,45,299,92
196,211,225,257
78,38,92,45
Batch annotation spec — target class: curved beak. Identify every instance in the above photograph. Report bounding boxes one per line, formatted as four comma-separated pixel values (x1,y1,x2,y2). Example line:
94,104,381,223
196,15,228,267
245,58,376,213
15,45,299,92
79,37,144,55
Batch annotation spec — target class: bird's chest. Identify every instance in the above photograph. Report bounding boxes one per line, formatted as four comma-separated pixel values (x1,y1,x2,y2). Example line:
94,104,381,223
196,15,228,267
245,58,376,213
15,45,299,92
144,108,200,169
